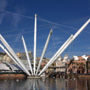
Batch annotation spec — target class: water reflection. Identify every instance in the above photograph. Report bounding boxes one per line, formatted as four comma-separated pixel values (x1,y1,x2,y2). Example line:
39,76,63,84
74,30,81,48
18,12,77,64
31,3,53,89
0,78,90,90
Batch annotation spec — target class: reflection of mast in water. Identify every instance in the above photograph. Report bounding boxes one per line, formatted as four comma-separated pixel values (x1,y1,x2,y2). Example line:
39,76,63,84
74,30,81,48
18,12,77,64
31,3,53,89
20,79,33,90
33,80,36,90
39,80,47,90
86,79,90,90
31,79,41,90
36,79,41,89
76,79,78,90
28,80,33,90
32,79,46,90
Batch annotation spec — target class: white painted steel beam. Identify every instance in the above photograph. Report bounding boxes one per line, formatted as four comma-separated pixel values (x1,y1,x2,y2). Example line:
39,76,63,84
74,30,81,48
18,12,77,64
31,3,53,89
33,14,37,75
0,34,30,75
0,44,27,72
39,18,90,75
73,19,90,40
38,34,74,75
36,29,53,75
0,44,21,68
22,36,33,75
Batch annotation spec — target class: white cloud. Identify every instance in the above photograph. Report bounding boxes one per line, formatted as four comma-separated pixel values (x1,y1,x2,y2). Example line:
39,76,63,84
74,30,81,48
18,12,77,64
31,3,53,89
0,0,7,11
0,0,7,24
0,13,5,24
11,6,26,27
12,14,21,27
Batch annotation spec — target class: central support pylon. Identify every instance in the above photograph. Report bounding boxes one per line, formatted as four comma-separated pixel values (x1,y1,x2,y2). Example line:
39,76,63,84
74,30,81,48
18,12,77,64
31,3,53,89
33,14,37,75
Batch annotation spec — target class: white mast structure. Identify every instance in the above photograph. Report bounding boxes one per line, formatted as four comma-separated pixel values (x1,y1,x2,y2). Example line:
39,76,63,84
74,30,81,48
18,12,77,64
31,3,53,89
36,29,53,75
0,44,21,68
33,14,37,75
22,36,33,75
0,14,89,77
38,34,73,75
0,34,30,75
39,18,90,76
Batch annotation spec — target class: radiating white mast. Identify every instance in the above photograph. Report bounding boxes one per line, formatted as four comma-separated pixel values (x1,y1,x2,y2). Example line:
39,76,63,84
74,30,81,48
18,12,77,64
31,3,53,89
0,34,30,75
38,34,73,75
0,44,21,68
22,36,33,75
36,29,53,75
0,44,29,73
39,18,90,75
33,14,37,75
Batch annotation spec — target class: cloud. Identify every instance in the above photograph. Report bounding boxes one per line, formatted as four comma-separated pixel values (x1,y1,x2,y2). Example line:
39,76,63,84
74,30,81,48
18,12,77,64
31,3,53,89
11,6,26,27
0,0,7,24
87,47,90,50
0,0,7,12
14,31,24,43
0,13,5,24
12,14,21,27
51,36,63,49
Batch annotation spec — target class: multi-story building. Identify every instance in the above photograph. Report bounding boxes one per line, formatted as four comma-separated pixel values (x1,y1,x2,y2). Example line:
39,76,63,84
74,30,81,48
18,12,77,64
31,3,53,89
55,55,69,73
67,55,90,74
